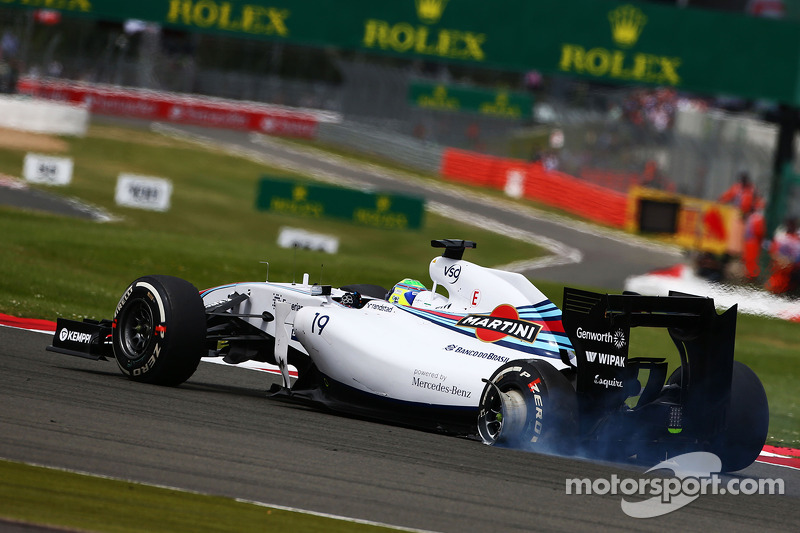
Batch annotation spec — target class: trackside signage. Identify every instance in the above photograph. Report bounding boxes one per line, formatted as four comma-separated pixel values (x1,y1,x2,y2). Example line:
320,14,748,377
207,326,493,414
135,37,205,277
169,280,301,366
16,78,322,139
5,1,800,104
407,82,532,119
256,177,425,230
277,227,339,254
23,153,73,186
115,174,173,212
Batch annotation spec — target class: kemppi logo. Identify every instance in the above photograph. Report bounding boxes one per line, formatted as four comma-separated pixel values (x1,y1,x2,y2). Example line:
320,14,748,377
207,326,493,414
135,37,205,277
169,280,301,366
59,328,92,344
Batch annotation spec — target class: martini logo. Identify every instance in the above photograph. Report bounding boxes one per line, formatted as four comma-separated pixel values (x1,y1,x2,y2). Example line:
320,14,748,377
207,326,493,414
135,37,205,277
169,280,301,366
608,5,647,48
456,304,542,343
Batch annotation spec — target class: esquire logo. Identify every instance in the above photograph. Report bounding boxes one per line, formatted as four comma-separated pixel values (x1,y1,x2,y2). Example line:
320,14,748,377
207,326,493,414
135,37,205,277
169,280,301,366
456,304,542,343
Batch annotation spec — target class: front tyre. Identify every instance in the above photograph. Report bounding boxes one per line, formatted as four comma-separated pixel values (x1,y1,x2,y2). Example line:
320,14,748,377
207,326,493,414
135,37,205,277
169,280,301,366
478,359,577,455
112,275,206,386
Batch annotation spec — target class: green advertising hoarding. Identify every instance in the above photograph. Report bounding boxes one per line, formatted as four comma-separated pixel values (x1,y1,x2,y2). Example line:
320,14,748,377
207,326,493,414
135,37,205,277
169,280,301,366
5,0,800,105
407,82,532,119
256,177,425,230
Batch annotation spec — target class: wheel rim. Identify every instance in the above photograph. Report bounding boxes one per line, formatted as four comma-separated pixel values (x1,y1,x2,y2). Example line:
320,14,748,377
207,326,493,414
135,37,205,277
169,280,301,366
478,386,528,445
478,387,505,444
120,298,154,359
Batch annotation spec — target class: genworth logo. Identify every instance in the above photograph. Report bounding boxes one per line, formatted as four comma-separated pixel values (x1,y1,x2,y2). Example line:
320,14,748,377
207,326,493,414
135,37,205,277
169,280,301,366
566,452,784,518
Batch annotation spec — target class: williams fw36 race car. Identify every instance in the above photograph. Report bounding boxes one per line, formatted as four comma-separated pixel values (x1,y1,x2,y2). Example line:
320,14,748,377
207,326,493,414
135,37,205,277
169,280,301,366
47,239,769,472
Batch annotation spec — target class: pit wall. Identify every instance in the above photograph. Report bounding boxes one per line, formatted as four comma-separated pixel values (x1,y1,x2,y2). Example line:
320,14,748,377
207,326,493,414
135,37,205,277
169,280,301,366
16,77,338,139
0,95,88,136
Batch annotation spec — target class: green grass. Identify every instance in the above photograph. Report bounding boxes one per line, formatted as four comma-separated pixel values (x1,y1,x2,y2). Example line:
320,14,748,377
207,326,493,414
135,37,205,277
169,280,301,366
0,123,545,320
0,460,395,533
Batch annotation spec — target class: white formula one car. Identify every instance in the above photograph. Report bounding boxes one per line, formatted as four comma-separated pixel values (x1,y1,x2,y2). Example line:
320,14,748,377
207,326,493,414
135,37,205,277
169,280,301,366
47,239,769,471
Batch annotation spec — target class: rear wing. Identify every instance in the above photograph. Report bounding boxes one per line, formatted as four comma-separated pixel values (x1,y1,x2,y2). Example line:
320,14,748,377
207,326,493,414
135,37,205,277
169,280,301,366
561,288,737,437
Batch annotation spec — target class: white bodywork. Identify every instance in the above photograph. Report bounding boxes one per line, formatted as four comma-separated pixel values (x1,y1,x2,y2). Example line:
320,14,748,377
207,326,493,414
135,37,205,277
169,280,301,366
200,255,572,409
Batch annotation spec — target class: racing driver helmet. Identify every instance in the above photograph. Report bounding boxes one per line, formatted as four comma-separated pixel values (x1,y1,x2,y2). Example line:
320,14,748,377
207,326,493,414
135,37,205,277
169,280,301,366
388,278,427,306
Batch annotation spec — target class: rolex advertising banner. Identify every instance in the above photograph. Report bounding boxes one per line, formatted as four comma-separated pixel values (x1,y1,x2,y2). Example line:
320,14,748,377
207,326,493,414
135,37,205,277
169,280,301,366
256,177,425,230
5,1,800,105
407,82,532,119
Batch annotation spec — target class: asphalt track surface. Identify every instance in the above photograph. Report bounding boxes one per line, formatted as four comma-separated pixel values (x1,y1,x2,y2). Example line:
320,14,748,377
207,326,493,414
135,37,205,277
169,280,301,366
1,326,798,532
2,120,797,530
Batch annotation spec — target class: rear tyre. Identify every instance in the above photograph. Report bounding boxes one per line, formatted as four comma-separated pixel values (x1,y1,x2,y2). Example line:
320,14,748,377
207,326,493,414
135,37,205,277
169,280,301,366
664,361,768,472
478,359,577,455
712,361,769,472
112,275,206,386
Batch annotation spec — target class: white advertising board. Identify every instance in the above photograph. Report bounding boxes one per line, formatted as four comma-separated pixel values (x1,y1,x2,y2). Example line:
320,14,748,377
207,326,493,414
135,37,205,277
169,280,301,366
277,227,339,254
23,153,73,186
115,174,172,212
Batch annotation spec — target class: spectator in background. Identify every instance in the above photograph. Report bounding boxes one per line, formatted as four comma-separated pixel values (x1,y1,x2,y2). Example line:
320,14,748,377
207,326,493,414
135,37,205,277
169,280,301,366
638,159,676,192
0,51,18,95
765,217,800,294
742,199,766,281
719,171,761,272
719,171,758,217
0,31,19,59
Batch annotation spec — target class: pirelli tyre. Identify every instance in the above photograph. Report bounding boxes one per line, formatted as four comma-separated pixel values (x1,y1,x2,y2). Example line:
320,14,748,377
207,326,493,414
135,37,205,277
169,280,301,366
712,361,770,472
112,275,206,386
665,361,768,472
478,359,577,454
